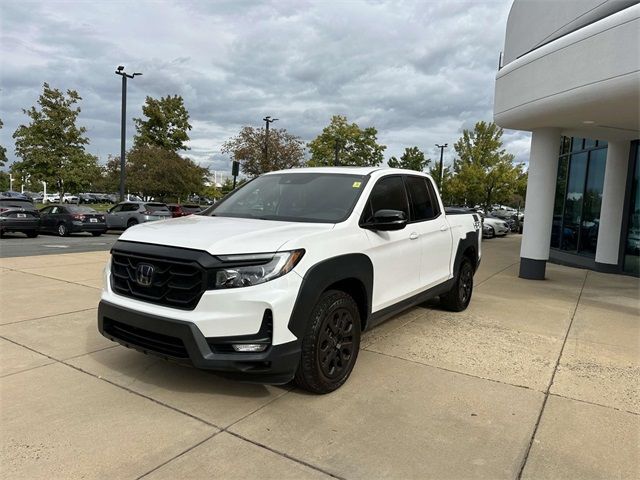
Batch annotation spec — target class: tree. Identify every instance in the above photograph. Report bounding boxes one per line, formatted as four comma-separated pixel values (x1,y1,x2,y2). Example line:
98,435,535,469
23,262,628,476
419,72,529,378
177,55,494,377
307,115,386,167
0,118,7,167
126,145,208,200
222,126,305,177
12,83,92,198
133,95,192,152
388,146,431,171
447,121,523,212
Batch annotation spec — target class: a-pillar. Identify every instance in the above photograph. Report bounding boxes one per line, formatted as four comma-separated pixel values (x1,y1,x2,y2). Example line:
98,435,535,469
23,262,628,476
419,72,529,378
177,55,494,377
595,141,630,272
519,128,562,279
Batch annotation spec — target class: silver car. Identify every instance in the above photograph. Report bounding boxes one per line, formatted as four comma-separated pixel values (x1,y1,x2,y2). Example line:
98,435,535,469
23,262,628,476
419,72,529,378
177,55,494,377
105,202,171,230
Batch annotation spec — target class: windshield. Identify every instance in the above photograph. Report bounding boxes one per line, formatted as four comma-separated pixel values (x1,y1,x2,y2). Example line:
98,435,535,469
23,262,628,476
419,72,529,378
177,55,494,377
208,172,368,223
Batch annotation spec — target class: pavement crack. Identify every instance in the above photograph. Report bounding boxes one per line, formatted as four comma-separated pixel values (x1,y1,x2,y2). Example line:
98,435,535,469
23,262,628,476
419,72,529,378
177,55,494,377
515,270,589,480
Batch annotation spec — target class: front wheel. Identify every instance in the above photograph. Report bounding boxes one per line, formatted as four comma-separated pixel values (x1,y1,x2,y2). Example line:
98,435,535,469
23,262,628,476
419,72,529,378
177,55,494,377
26,231,38,238
91,232,102,237
57,223,69,237
294,290,361,394
126,219,138,229
441,258,474,312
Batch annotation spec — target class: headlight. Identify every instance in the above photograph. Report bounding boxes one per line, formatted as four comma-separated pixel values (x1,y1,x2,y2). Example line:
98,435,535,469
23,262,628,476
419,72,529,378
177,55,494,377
211,249,305,289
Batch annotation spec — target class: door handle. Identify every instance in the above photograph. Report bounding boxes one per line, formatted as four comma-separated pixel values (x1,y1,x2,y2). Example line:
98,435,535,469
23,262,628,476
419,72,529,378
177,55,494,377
440,225,449,231
409,232,419,240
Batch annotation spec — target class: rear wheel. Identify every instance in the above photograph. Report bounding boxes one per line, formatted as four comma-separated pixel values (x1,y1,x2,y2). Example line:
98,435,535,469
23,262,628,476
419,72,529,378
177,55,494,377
91,232,102,237
126,219,138,229
57,223,68,237
295,290,361,394
441,258,474,312
26,231,38,238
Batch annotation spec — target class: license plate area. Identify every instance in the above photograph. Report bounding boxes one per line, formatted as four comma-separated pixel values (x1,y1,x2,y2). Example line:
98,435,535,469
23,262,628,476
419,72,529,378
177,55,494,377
90,218,98,223
17,213,26,218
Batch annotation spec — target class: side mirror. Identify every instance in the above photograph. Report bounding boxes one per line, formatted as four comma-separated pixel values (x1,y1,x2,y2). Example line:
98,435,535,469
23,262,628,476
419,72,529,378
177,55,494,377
362,209,408,231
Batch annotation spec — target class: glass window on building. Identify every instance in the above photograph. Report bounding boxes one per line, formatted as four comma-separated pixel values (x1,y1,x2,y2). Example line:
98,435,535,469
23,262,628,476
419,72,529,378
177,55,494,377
624,142,639,275
551,137,607,257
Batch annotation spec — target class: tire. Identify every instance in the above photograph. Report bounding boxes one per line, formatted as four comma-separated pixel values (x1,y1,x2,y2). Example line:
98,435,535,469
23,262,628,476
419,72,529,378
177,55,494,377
57,223,68,237
486,225,495,238
91,232,102,237
441,258,474,312
26,231,38,238
294,290,361,394
126,219,138,229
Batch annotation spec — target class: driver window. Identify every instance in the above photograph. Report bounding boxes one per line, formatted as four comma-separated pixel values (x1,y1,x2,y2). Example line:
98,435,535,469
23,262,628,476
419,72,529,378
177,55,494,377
362,176,409,223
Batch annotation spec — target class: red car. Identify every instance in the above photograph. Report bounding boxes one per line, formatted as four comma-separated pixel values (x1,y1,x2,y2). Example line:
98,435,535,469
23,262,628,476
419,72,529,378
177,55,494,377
168,204,202,218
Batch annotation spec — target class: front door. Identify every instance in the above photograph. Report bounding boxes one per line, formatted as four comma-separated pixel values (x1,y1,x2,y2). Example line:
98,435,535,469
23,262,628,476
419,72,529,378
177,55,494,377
361,175,422,312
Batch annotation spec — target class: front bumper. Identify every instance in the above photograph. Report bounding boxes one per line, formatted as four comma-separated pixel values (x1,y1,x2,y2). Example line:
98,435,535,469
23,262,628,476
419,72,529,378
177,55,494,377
98,300,300,384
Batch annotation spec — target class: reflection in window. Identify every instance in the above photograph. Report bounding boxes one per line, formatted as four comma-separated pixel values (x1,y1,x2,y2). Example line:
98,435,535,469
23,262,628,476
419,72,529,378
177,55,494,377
562,152,587,252
624,143,639,275
578,148,606,256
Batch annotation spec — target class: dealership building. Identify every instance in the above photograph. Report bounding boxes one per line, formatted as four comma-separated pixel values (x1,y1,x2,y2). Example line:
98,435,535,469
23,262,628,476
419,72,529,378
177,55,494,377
494,0,639,279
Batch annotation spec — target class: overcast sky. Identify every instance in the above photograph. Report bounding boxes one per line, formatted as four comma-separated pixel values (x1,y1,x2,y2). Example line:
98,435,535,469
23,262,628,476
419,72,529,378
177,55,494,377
1,0,531,177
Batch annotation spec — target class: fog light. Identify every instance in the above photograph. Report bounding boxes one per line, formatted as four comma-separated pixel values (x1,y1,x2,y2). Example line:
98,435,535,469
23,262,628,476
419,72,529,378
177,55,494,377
232,343,268,353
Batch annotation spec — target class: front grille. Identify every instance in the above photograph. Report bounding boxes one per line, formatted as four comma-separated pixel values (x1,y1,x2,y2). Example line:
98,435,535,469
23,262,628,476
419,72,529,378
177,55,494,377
103,318,189,358
111,252,206,310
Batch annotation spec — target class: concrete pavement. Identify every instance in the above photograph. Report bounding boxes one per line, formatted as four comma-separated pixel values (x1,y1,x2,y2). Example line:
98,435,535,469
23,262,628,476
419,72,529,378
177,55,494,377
1,236,638,479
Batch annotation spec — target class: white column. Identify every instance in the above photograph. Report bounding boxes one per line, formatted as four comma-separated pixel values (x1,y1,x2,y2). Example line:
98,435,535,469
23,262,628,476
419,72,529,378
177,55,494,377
595,141,630,269
519,128,561,279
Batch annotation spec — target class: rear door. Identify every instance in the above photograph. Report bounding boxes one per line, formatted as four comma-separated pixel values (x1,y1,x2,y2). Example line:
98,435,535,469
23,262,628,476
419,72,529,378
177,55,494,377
361,175,422,311
404,175,453,287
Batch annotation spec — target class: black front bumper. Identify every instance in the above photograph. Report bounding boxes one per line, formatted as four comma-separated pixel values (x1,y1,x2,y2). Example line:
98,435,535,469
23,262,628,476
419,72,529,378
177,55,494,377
98,300,300,384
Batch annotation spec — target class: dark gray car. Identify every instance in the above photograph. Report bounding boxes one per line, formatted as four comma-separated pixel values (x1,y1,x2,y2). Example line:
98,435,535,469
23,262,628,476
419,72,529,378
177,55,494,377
105,202,171,230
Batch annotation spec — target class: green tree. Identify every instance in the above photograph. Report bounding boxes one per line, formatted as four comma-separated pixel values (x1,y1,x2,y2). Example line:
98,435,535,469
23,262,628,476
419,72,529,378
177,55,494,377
126,145,208,200
0,118,7,167
12,83,93,198
307,115,386,167
0,172,9,191
388,146,431,171
447,121,523,212
133,95,192,152
222,126,305,177
91,156,121,193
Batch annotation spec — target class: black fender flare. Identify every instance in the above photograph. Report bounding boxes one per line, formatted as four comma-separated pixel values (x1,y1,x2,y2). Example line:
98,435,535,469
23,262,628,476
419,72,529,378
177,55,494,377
452,230,480,276
288,253,374,340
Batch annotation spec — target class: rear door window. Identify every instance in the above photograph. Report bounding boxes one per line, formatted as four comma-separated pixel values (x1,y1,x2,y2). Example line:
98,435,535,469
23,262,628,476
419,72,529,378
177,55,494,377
405,176,436,221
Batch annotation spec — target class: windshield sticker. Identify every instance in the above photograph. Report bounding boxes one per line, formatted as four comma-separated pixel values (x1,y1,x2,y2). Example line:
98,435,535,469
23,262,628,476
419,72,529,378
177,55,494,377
352,181,362,188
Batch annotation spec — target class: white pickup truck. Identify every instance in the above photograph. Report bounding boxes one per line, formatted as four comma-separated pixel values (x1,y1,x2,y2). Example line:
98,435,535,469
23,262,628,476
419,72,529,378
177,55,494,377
98,167,481,393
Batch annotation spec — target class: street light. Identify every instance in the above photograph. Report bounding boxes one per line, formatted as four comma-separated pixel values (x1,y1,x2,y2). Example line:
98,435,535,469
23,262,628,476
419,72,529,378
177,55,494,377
115,66,142,202
263,116,278,166
435,143,448,191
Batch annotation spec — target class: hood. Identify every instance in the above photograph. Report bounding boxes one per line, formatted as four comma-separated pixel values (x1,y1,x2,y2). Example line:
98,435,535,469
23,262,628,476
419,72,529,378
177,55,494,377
118,214,334,254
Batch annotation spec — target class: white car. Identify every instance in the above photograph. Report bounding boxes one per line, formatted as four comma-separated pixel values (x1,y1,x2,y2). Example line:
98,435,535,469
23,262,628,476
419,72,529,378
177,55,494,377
482,215,510,238
42,193,60,204
63,194,79,203
98,167,481,393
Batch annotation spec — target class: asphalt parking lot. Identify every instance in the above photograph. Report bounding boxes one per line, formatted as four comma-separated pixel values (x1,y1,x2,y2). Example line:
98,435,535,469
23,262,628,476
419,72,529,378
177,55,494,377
0,231,120,257
1,235,639,479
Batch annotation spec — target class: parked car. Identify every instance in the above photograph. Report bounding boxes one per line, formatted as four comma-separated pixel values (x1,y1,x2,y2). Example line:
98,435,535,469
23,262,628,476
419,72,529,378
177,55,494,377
42,193,60,204
1,191,30,200
98,167,482,394
78,193,98,204
105,202,171,230
168,204,203,218
0,197,40,237
481,214,510,238
39,205,107,237
62,194,79,203
31,192,44,203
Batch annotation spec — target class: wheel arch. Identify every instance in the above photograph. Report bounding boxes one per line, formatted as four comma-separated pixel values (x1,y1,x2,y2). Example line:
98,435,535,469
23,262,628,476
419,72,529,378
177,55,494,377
453,231,480,275
288,253,373,339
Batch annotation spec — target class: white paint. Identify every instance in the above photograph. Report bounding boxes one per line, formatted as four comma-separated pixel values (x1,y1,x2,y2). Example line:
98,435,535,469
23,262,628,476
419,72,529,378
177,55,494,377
520,128,561,261
596,141,631,265
43,245,69,248
495,3,640,139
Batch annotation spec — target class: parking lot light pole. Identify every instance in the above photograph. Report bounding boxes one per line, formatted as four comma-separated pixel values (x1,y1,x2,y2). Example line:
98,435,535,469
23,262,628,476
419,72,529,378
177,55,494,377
263,116,278,166
115,66,142,202
435,143,448,191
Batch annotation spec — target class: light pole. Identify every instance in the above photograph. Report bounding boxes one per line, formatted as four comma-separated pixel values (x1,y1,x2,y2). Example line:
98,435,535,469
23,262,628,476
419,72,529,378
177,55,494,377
263,116,278,166
435,143,448,191
115,66,142,202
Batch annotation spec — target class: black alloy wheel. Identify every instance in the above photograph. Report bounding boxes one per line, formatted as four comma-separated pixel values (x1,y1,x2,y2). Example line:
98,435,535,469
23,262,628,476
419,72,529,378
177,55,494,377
317,307,356,380
441,258,474,312
295,290,361,394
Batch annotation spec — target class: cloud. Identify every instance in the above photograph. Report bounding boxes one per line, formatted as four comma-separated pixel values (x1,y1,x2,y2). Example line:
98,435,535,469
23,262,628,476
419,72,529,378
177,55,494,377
0,0,522,176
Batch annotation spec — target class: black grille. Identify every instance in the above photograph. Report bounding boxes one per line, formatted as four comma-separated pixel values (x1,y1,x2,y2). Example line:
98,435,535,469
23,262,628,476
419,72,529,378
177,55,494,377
111,251,206,310
103,318,189,358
